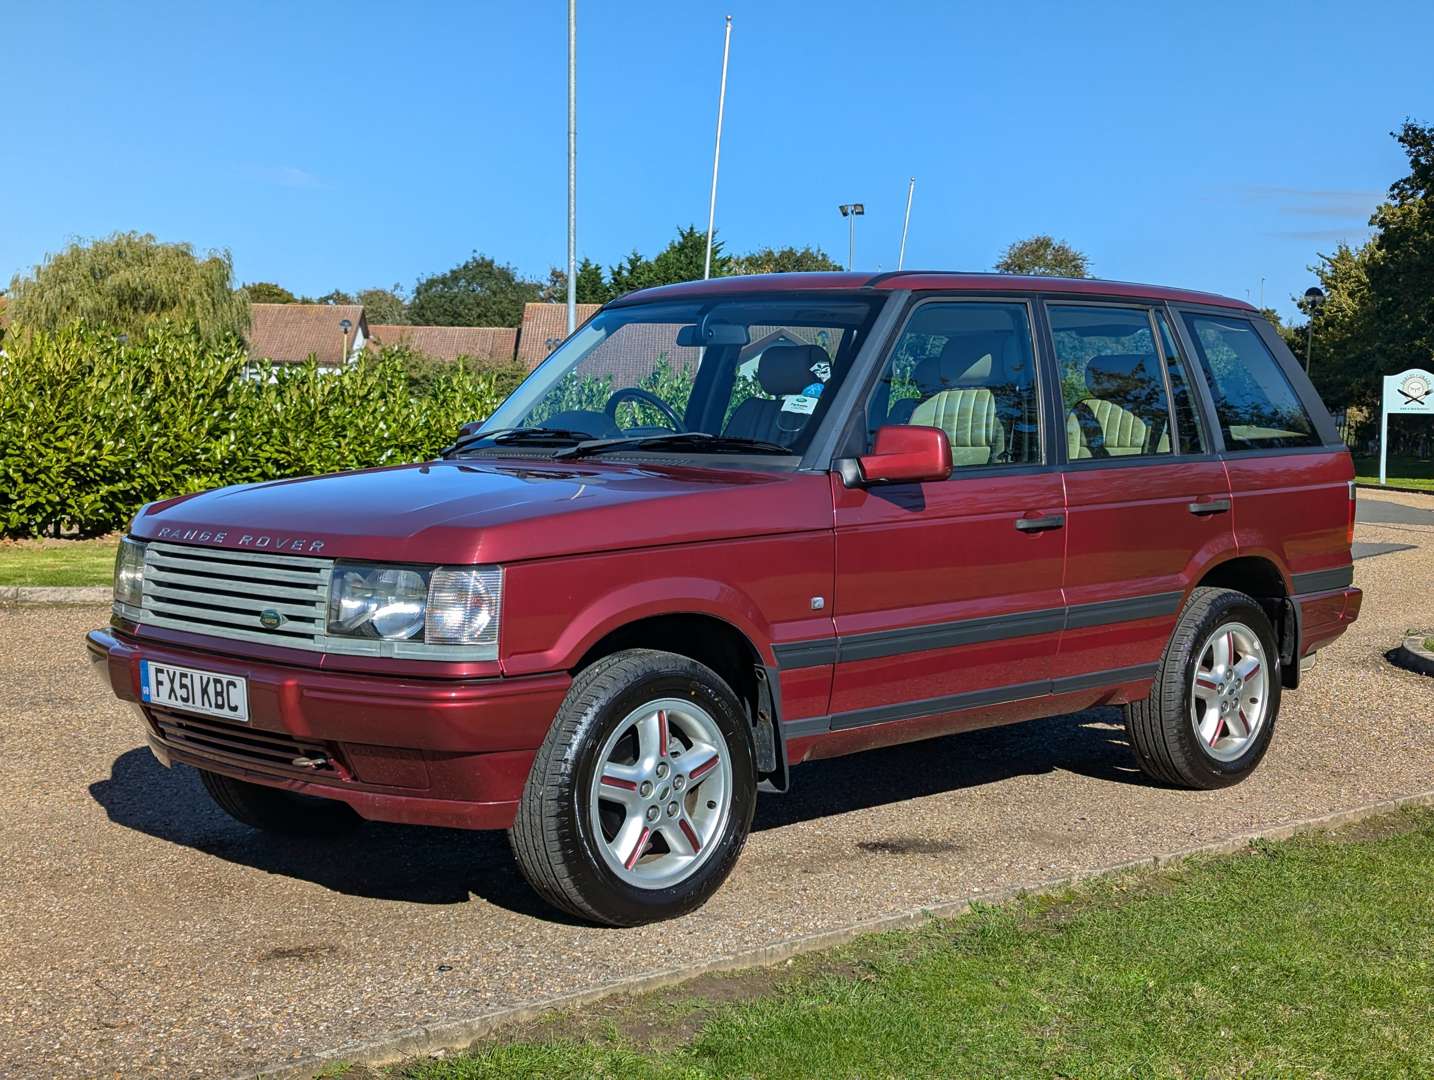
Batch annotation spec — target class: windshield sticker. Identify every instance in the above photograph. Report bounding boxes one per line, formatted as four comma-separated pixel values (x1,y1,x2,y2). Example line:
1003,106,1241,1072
802,382,825,397
781,394,819,415
810,360,832,382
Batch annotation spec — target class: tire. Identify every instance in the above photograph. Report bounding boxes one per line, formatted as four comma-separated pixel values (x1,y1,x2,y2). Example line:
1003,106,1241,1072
198,769,363,835
509,649,757,927
1126,586,1282,790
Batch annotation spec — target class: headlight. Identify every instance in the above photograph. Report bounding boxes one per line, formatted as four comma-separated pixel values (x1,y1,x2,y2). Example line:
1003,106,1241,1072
327,562,502,658
113,538,146,608
328,563,430,640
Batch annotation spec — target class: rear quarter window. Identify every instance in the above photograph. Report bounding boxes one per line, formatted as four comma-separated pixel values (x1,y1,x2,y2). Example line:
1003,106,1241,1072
1181,314,1320,451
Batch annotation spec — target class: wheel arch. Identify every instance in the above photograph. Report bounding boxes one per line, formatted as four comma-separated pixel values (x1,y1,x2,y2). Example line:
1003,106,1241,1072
574,612,789,792
1193,554,1301,688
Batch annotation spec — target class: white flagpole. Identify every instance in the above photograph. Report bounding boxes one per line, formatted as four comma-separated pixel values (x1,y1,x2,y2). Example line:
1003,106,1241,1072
566,0,577,333
897,177,915,269
703,16,733,280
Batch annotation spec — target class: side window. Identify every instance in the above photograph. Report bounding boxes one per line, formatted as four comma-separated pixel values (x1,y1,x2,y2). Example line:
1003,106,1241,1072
1154,310,1208,455
867,301,1041,469
1181,314,1320,451
1049,305,1173,460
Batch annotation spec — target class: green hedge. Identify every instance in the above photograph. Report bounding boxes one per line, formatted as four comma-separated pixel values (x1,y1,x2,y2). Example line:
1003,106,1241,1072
0,325,505,538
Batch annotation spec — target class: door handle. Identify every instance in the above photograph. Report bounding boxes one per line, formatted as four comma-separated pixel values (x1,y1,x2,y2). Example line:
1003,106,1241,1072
1187,498,1231,516
1015,513,1065,532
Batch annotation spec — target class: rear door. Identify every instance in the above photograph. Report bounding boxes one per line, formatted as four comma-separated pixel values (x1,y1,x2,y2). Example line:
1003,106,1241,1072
825,297,1066,747
1175,310,1355,611
1050,302,1234,689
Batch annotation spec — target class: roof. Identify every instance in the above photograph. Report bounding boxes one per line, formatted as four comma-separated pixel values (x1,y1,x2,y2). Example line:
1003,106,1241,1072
368,324,517,362
609,271,1257,312
516,302,601,369
248,303,367,364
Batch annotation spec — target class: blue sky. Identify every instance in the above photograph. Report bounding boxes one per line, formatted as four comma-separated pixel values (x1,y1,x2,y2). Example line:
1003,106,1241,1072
3,1,1430,321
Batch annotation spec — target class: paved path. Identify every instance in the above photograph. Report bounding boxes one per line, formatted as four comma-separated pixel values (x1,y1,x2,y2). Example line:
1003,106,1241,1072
1357,495,1434,526
2,496,1433,1078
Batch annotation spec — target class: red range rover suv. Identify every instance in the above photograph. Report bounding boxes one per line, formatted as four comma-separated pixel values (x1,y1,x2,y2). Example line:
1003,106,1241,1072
88,272,1361,925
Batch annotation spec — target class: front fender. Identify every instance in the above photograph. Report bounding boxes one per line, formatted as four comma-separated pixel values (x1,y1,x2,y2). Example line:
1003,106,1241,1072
501,571,778,677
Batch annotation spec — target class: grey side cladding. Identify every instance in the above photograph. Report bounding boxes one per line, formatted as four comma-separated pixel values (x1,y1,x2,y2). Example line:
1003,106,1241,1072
774,590,1183,671
1291,565,1355,594
783,662,1160,738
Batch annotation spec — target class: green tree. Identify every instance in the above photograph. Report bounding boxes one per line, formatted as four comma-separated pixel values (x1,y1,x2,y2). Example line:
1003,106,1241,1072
995,235,1091,277
608,226,729,297
408,254,540,327
1366,120,1434,377
1292,122,1434,421
6,231,249,341
540,258,614,305
730,245,842,275
576,258,611,304
303,288,356,306
356,285,408,324
242,281,297,304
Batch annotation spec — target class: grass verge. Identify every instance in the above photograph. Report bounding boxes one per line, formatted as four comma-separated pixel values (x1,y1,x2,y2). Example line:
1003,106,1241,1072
385,809,1434,1079
0,535,118,587
1354,454,1434,491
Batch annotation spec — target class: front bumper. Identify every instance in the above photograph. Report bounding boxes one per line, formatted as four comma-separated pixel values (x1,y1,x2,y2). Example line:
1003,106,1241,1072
86,626,570,830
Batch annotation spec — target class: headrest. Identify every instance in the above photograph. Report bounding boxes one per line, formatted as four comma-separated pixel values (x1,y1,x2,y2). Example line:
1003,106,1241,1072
913,334,1001,394
1084,353,1151,396
758,345,825,397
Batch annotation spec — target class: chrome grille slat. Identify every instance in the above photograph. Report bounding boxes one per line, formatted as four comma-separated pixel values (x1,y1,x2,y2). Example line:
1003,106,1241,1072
147,552,327,586
146,602,319,634
144,582,323,620
142,541,331,650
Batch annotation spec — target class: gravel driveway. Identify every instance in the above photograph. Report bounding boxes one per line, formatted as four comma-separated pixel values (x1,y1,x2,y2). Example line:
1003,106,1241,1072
2,495,1432,1078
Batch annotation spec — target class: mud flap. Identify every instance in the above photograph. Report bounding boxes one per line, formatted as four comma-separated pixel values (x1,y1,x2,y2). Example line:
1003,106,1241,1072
754,665,789,793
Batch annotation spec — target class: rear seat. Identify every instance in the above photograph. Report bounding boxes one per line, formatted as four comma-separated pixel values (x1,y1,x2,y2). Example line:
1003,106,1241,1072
1066,352,1168,458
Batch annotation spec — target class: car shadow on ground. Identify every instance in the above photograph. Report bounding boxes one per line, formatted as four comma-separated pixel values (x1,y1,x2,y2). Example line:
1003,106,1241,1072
88,707,1154,919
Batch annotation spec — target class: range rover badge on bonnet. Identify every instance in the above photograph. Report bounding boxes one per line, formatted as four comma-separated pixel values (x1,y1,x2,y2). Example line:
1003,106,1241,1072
259,609,285,629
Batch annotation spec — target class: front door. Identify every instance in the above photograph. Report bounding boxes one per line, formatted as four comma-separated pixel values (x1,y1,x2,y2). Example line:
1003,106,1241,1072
827,298,1066,750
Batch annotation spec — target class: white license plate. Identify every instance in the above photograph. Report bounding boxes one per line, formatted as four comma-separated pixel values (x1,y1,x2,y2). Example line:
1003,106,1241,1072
140,660,249,722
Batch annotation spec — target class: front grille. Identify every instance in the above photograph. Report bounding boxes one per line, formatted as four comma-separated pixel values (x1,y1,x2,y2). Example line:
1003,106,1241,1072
149,707,345,780
141,542,332,651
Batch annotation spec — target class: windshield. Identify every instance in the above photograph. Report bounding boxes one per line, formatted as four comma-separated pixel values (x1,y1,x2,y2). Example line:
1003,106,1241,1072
470,294,884,460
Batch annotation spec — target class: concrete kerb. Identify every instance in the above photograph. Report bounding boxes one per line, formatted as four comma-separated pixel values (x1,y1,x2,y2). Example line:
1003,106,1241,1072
1392,635,1434,677
0,586,110,605
1356,482,1434,497
246,786,1434,1080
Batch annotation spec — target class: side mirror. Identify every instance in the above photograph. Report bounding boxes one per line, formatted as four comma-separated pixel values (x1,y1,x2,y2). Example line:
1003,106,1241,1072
845,425,952,486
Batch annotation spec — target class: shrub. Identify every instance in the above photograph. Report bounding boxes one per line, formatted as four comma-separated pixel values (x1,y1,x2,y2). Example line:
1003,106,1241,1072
0,324,504,538
378,344,529,401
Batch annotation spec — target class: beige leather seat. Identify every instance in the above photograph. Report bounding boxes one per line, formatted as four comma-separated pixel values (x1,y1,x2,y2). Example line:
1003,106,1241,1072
906,338,1006,467
1066,353,1164,459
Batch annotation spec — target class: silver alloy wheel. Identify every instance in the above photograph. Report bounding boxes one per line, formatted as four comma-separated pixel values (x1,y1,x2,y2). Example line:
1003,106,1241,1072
588,697,733,889
1190,620,1270,763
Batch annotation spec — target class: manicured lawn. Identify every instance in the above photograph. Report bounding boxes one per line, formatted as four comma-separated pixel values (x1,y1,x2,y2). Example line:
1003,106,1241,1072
399,810,1434,1079
1354,453,1434,491
0,535,118,586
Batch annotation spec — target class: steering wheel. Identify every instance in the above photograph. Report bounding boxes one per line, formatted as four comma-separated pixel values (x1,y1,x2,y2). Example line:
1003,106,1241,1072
605,387,685,433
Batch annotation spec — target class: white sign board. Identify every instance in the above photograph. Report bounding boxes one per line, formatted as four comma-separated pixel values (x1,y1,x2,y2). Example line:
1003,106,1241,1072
1379,367,1434,484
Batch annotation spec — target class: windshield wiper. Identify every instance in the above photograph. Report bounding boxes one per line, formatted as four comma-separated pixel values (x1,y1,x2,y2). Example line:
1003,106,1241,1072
554,432,794,460
442,427,596,458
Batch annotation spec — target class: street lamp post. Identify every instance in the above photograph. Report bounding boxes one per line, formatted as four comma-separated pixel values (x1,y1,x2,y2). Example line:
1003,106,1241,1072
339,318,353,365
838,203,864,270
1302,286,1325,374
